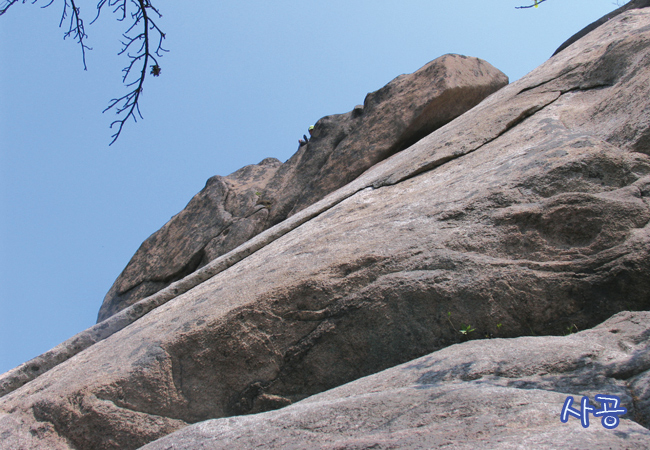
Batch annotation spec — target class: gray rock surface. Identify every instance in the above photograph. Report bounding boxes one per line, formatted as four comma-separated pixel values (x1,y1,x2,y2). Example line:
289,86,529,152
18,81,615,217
141,311,650,450
553,0,650,55
98,157,283,321
1,7,650,450
98,54,508,322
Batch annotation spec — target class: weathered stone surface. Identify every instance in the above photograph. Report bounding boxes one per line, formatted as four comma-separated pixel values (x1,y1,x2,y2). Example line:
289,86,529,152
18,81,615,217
1,7,650,450
97,157,283,321
141,311,650,450
263,54,509,220
553,0,650,56
98,54,508,322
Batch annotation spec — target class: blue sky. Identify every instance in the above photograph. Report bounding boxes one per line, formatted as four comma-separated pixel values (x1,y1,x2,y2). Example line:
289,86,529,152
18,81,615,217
0,0,619,374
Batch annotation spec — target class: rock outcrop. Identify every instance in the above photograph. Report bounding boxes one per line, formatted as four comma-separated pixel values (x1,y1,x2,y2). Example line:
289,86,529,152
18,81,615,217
97,156,283,321
553,0,650,55
1,5,650,450
98,54,509,322
141,311,650,449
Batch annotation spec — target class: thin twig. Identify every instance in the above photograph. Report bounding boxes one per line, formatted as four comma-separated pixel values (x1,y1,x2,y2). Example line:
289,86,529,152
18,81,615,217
101,0,167,145
0,0,21,16
516,0,548,9
61,0,91,70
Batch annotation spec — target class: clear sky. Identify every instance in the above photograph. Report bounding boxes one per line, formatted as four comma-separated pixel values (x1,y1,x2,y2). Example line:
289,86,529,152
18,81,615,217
0,0,619,374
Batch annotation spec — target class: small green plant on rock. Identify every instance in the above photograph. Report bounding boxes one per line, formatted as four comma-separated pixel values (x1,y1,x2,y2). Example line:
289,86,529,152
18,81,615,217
447,312,476,339
459,324,476,336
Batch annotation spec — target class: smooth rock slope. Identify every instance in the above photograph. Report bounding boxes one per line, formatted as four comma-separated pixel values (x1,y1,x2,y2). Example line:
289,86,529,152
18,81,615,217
1,6,650,450
141,311,650,450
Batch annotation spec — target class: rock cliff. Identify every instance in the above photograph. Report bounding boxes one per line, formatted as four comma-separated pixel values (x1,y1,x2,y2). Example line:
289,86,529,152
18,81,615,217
1,5,650,450
97,54,509,322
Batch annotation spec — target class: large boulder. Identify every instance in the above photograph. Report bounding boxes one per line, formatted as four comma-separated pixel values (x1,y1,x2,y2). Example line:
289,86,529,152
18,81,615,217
1,7,650,450
140,311,650,449
97,54,508,322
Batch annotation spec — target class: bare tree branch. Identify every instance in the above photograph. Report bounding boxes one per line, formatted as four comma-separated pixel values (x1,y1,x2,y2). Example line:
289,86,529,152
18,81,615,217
516,0,548,9
1,0,167,145
99,0,167,145
61,0,91,70
0,0,21,16
2,2,91,68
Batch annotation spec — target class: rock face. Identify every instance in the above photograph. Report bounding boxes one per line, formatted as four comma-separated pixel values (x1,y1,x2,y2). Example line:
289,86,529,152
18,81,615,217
1,6,650,450
97,54,509,322
97,156,283,321
553,0,650,55
141,311,650,450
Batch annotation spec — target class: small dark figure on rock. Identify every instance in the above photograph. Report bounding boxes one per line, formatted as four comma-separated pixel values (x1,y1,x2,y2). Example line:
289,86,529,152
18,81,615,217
299,125,315,147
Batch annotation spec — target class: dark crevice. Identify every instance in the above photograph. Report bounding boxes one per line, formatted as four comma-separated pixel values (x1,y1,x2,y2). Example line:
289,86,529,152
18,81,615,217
559,82,614,95
516,66,580,95
380,96,563,189
372,154,457,190
244,205,268,219
517,67,614,97
116,248,207,302
627,379,650,429
503,104,548,131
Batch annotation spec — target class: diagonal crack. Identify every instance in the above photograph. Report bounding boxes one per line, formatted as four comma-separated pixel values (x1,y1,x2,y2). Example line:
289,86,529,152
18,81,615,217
378,78,615,190
517,65,582,95
379,96,562,188
0,80,615,400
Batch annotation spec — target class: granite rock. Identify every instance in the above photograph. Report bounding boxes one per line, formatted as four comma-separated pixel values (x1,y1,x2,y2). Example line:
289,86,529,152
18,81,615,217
553,0,650,55
141,311,650,450
97,157,283,321
1,7,650,450
98,54,508,322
